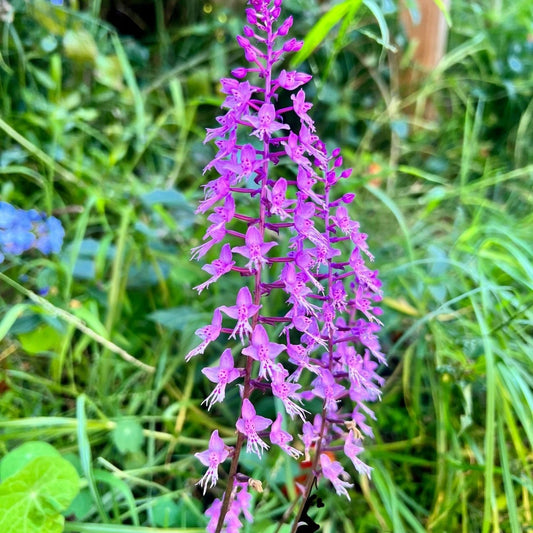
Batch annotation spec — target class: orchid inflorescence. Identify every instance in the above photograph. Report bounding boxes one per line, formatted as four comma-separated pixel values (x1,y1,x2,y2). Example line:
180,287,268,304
187,0,385,530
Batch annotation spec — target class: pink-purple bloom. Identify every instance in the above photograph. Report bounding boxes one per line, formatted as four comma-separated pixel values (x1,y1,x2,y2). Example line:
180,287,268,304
320,453,354,500
270,412,302,459
219,287,261,342
188,0,385,529
236,399,272,457
195,430,231,494
202,349,243,410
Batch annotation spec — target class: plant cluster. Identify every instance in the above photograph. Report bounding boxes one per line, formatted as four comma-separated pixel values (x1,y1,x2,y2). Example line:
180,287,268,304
188,0,385,530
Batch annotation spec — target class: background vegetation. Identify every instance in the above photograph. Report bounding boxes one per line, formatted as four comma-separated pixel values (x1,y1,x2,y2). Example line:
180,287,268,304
0,0,531,531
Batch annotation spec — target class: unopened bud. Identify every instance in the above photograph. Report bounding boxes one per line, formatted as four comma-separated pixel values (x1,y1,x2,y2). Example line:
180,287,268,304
283,38,303,52
277,16,293,36
340,168,353,179
245,8,256,24
232,67,249,79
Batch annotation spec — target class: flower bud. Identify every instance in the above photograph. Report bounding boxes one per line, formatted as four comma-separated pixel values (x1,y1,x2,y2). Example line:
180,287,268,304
236,35,251,50
340,168,353,179
283,38,303,52
243,26,255,38
277,16,293,36
232,67,249,79
245,8,257,24
341,193,356,204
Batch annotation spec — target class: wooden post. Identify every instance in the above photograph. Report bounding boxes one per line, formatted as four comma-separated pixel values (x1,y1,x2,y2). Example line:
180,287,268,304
399,0,450,116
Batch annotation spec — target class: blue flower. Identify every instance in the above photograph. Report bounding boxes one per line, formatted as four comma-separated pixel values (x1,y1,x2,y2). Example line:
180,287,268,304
0,201,64,263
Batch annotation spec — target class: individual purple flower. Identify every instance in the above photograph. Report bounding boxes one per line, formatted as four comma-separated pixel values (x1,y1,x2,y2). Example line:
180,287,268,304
202,349,243,410
344,430,372,478
194,243,235,293
281,262,317,315
219,287,262,342
185,308,223,362
311,369,346,413
206,499,222,533
195,430,231,493
300,414,322,460
266,178,294,220
217,145,260,183
232,225,277,272
196,174,232,214
282,131,310,167
234,482,253,523
244,103,290,140
320,453,353,500
236,398,271,457
270,412,302,459
220,79,255,112
291,89,314,131
271,365,308,420
242,324,285,380
277,69,312,90
286,341,320,381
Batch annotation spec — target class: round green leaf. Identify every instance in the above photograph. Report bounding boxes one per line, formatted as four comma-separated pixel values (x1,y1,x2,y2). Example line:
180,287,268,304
0,455,80,533
0,441,61,481
111,419,145,454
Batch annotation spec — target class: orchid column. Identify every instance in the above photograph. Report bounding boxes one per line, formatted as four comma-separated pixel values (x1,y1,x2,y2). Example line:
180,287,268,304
187,1,385,531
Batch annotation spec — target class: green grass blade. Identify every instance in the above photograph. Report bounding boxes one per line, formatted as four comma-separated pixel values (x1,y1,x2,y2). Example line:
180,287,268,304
497,412,521,533
290,0,354,68
76,394,109,523
472,297,496,533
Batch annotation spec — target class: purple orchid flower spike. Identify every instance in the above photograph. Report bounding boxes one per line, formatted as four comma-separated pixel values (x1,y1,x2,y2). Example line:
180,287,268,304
188,0,385,529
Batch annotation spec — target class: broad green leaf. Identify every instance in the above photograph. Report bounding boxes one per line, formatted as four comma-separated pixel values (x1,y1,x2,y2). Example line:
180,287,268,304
0,441,60,481
17,325,63,355
147,307,207,332
0,456,79,533
64,489,92,521
141,189,191,208
111,419,145,454
153,497,181,527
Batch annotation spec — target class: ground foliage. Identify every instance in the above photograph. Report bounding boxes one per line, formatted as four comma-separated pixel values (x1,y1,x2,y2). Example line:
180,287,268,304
0,0,531,532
